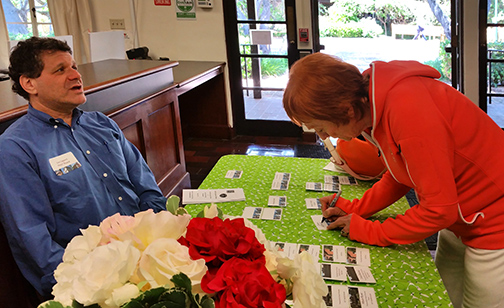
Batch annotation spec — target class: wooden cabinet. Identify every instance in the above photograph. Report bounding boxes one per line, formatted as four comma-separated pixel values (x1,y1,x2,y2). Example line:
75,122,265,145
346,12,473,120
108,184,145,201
109,88,189,197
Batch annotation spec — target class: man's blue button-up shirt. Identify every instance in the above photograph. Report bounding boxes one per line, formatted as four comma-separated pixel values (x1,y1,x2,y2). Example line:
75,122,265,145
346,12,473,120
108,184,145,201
0,105,166,296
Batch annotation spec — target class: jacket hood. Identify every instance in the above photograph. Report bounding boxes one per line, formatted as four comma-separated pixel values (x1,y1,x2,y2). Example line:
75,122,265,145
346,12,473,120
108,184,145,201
363,60,441,129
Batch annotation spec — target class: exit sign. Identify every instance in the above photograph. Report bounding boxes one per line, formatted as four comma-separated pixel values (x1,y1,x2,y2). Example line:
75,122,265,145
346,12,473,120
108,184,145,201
154,0,171,5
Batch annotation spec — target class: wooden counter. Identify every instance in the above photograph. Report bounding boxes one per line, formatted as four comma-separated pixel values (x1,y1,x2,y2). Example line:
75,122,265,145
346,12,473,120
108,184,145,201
174,61,231,139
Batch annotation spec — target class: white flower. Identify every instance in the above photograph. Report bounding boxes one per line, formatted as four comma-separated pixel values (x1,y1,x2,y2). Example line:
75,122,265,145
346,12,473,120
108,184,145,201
131,210,191,251
52,262,80,306
53,240,141,308
104,283,140,307
131,238,207,293
62,225,102,263
99,213,137,245
276,256,297,280
203,203,219,218
291,251,327,308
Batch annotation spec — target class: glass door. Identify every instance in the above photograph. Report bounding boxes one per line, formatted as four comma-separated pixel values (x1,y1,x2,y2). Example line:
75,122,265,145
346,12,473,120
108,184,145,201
223,0,302,137
480,0,504,128
312,0,453,83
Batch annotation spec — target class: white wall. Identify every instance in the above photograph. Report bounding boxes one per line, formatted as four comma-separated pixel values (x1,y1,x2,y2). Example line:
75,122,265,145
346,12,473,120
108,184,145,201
89,0,232,124
89,0,227,61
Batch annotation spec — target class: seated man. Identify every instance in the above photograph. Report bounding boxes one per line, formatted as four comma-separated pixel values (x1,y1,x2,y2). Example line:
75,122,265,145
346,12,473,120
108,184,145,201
0,37,167,298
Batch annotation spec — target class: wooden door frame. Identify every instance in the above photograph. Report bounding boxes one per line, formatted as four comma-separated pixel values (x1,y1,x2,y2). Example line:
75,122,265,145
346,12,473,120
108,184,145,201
222,0,303,137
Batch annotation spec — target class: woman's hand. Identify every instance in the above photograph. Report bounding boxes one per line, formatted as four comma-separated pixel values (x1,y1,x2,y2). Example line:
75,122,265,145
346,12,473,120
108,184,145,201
327,214,352,237
320,195,347,220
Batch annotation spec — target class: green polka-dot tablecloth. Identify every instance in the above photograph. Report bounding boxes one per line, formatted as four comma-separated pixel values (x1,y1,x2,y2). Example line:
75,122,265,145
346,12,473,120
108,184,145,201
183,155,452,307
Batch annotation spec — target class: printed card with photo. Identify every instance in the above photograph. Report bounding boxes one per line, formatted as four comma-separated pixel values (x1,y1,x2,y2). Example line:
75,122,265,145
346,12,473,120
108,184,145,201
322,245,347,263
261,208,283,221
324,284,349,308
297,244,320,260
225,170,243,179
311,215,330,230
305,198,322,209
324,175,340,184
346,247,371,267
348,286,379,308
242,207,264,219
271,172,291,190
272,242,298,258
324,183,341,192
306,182,323,191
268,196,287,207
320,263,347,281
345,266,376,284
339,175,359,185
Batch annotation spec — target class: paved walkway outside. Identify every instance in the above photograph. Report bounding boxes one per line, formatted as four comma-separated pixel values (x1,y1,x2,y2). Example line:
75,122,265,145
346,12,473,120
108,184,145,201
245,37,442,121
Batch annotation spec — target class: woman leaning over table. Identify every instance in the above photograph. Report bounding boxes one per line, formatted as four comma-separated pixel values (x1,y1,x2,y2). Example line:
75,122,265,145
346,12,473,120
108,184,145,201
282,52,504,308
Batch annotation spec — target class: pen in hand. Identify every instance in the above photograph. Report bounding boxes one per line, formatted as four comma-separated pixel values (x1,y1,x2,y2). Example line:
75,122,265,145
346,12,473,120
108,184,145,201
321,190,342,224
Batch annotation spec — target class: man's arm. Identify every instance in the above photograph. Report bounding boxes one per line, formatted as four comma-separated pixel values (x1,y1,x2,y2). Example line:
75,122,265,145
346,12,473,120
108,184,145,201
106,116,167,212
0,140,64,297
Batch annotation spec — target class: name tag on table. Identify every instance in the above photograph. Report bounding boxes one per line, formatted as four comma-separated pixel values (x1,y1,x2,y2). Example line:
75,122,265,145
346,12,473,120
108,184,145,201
49,152,81,176
182,188,245,204
325,284,378,308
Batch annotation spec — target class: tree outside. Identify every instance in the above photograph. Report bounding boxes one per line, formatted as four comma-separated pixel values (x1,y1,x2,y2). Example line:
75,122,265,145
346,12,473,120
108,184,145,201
2,0,53,41
319,0,451,82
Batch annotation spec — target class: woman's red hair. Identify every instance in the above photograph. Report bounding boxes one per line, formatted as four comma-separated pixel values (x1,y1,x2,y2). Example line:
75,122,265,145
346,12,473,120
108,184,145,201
283,52,369,126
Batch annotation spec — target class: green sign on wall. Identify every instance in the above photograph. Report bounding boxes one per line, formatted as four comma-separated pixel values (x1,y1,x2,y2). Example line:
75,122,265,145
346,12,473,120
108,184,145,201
176,0,196,19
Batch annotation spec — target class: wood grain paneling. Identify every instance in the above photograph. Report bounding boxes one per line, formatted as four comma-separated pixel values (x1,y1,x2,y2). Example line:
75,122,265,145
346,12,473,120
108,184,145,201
110,89,189,197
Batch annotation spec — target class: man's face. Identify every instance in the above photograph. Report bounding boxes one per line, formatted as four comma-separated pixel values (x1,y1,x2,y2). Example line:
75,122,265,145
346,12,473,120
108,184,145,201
27,50,86,111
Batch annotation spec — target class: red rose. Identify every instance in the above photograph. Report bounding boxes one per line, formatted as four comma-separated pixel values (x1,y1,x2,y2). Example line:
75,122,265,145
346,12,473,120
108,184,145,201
202,257,286,308
179,217,266,268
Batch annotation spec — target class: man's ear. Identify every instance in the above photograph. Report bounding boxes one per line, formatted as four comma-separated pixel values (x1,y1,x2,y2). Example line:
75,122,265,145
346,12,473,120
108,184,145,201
19,75,37,96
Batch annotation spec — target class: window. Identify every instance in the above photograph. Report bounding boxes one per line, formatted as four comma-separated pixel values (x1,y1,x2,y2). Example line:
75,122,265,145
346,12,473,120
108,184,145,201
1,0,53,40
480,0,504,127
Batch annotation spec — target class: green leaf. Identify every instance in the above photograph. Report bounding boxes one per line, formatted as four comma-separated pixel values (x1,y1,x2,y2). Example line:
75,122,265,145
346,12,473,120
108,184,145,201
175,207,188,215
171,272,192,291
72,301,101,308
165,195,181,214
151,301,183,308
129,286,167,306
199,296,215,308
120,299,145,308
158,288,188,307
37,301,72,308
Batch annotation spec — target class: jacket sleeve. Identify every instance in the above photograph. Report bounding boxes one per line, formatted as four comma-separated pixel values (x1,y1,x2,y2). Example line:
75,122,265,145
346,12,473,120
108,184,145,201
336,170,412,218
109,117,167,212
0,140,64,297
347,78,460,246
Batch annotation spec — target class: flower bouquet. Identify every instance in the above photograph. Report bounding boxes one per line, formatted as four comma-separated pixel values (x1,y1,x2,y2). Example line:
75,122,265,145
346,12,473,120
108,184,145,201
38,196,327,308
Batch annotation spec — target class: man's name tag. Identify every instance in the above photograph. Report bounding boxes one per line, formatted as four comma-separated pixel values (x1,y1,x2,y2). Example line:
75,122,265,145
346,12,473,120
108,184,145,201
49,152,81,176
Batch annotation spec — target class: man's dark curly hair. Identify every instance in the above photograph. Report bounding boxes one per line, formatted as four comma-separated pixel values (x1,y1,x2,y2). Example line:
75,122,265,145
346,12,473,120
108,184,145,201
8,37,72,100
